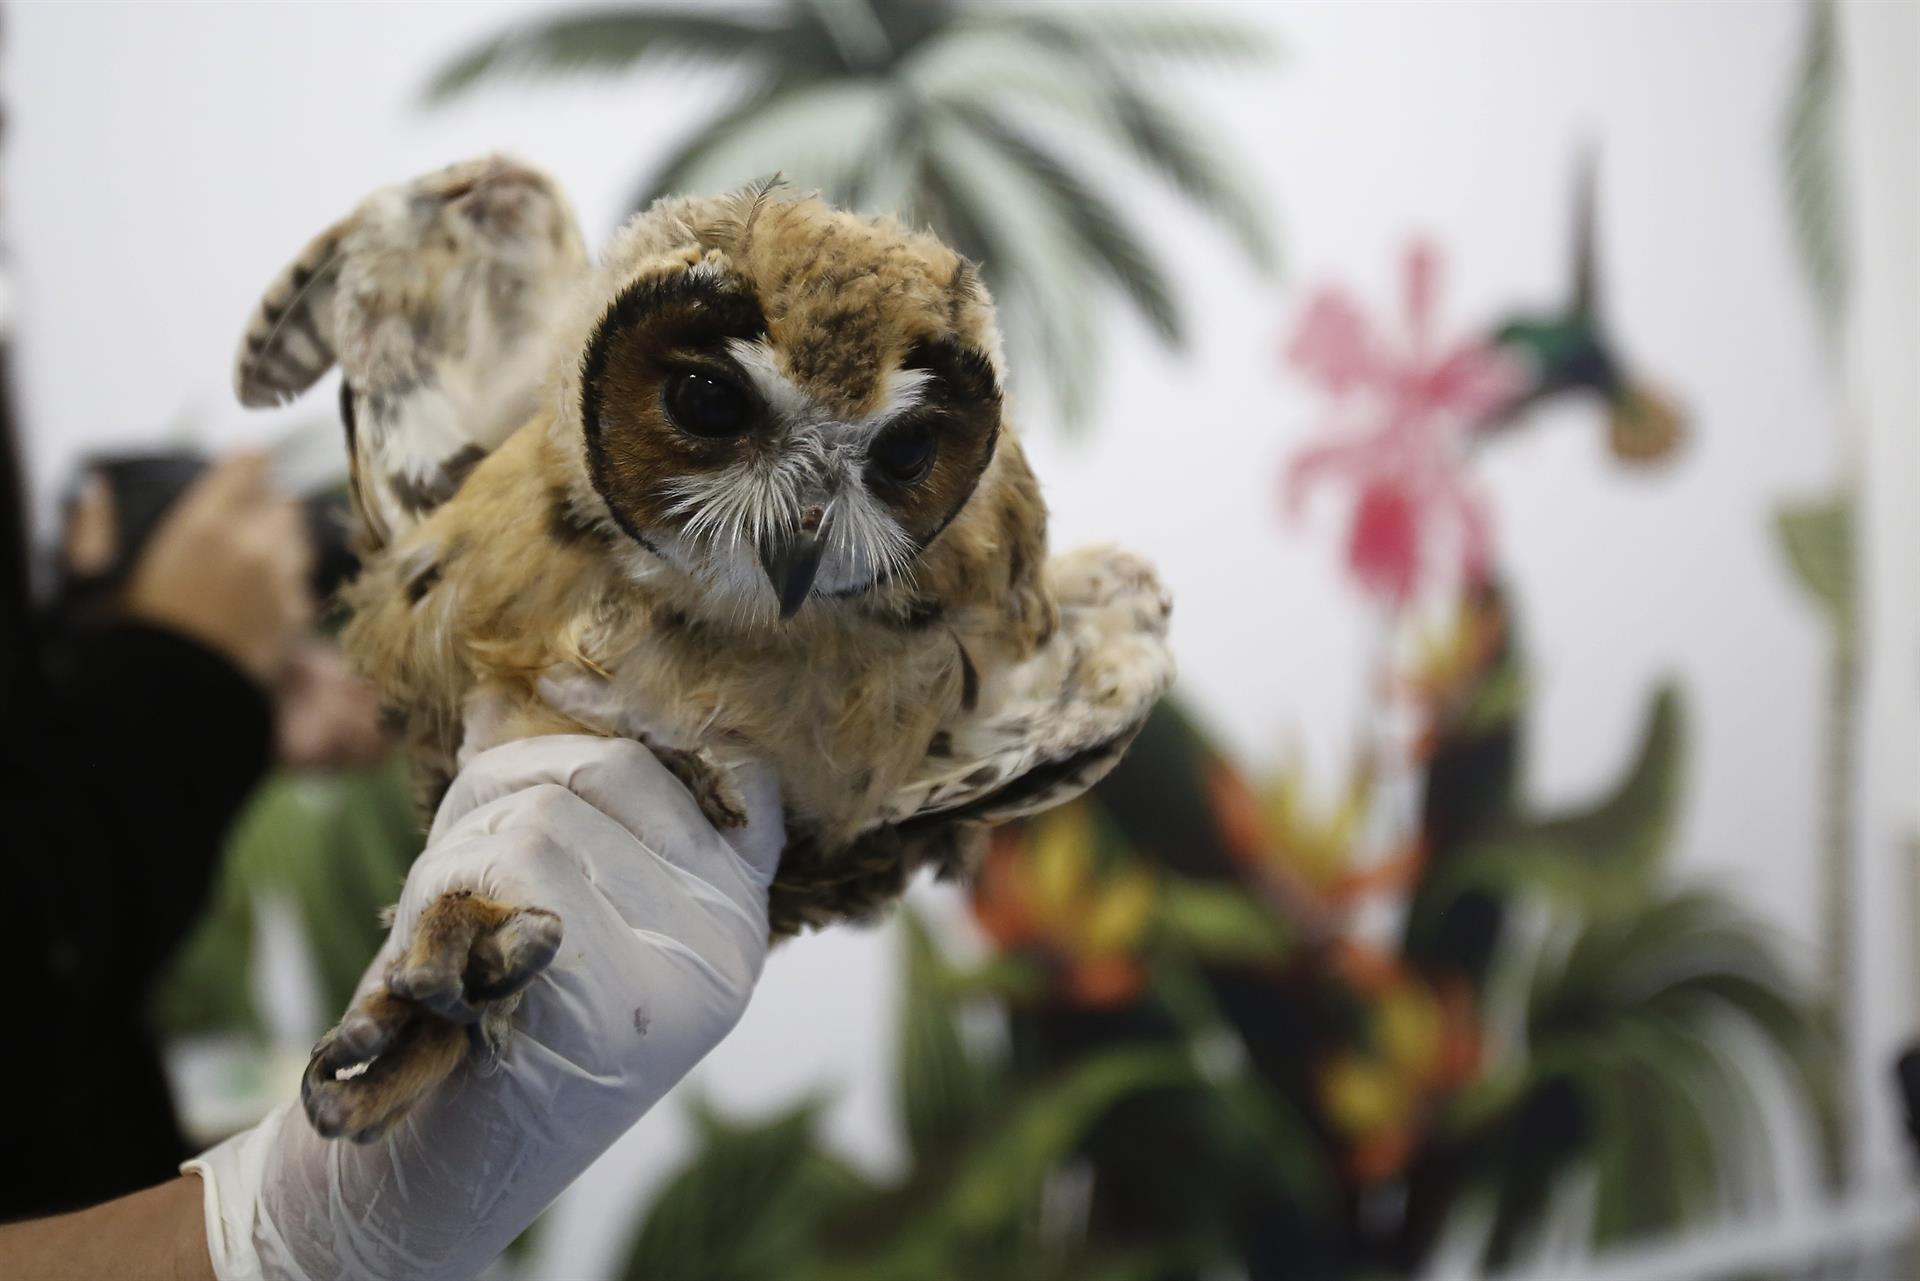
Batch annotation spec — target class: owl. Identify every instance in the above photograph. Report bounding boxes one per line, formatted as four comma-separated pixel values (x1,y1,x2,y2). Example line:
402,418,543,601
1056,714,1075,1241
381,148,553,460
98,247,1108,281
237,156,1174,1143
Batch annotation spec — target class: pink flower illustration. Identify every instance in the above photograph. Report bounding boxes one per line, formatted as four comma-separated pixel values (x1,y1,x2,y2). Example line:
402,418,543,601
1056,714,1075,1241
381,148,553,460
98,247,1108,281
1283,241,1523,609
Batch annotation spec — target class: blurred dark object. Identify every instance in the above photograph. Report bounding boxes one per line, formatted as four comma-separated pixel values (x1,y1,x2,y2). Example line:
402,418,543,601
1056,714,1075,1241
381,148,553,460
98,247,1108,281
56,449,358,616
3,417,277,1219
1896,1047,1920,1167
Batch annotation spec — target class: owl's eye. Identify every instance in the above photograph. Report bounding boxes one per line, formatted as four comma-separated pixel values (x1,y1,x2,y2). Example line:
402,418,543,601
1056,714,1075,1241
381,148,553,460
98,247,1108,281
664,369,752,438
869,421,938,484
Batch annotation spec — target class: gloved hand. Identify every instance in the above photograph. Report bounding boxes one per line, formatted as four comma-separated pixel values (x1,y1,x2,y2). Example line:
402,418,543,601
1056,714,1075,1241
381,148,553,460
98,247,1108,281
185,734,783,1281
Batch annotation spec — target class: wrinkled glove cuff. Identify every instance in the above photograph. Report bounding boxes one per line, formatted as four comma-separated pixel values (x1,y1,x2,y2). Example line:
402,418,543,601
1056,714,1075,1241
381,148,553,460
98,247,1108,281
183,1105,301,1281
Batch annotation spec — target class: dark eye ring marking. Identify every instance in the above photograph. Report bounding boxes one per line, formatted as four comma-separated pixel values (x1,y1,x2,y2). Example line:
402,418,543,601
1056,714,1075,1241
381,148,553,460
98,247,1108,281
579,269,769,555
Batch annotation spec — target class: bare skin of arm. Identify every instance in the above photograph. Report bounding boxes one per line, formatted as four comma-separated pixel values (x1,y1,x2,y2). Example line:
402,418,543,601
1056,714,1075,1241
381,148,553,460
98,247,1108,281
0,1176,212,1281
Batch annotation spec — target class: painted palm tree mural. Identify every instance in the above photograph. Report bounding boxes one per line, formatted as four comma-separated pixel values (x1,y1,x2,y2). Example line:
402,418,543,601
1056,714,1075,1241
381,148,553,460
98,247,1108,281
428,0,1276,424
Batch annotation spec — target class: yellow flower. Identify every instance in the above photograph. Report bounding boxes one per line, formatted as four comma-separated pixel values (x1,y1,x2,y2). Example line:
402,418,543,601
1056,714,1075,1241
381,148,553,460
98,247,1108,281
1376,984,1444,1082
1259,758,1371,892
1029,805,1096,923
1321,1052,1410,1138
974,804,1159,1008
1400,592,1507,753
1079,867,1157,955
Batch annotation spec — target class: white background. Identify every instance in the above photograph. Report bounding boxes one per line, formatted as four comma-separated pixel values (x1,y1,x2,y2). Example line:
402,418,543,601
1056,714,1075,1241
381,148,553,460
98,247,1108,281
4,1,1914,1276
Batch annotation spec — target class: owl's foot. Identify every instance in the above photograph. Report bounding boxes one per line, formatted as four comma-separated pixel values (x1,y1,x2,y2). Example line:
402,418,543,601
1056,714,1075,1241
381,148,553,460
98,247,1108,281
302,890,562,1143
647,742,749,829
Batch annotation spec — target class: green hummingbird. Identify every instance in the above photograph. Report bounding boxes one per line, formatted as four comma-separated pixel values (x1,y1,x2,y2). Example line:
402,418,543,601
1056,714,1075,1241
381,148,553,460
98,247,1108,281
1487,155,1684,464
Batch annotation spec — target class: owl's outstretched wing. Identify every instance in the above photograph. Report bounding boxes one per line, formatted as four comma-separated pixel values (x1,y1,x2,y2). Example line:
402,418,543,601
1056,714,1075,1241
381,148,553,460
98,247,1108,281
235,155,588,551
879,544,1175,830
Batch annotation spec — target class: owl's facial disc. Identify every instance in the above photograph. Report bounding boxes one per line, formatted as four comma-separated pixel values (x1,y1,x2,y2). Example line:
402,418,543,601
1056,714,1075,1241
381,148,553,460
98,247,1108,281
579,262,1001,621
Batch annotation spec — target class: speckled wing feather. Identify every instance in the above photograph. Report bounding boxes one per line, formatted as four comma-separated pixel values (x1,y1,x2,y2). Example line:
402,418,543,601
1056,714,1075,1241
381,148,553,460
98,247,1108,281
235,220,350,410
877,544,1175,830
234,156,588,551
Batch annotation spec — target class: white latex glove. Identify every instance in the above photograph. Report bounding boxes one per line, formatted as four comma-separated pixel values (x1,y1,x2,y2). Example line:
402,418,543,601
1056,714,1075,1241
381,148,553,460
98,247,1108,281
185,735,782,1281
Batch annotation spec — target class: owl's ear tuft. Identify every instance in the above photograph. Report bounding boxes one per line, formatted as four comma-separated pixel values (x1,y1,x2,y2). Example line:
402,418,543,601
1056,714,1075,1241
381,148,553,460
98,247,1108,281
707,172,788,259
234,218,352,408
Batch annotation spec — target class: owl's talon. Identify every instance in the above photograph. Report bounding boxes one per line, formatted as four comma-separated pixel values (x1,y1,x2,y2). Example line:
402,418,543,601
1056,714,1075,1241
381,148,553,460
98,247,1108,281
337,1008,392,1059
301,892,565,1141
467,1005,517,1076
301,988,465,1142
648,743,749,829
466,907,564,1002
389,963,470,1020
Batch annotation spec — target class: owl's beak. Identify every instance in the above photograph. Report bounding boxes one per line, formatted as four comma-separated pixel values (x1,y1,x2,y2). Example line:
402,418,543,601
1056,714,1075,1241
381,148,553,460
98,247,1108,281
758,503,835,619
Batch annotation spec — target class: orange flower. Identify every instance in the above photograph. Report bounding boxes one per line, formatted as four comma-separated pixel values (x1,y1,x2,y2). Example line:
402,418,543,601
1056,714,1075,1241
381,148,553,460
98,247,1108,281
1347,1126,1419,1185
969,805,1157,1009
1208,757,1375,904
1316,965,1489,1186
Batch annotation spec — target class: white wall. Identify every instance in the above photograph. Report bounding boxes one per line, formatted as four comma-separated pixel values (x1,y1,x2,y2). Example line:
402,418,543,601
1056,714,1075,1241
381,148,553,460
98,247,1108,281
5,1,1911,1276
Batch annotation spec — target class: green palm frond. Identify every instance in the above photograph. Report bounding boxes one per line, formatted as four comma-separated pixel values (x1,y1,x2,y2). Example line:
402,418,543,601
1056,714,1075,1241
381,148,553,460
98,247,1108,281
1486,889,1838,1262
427,9,782,101
897,911,995,1162
425,0,1277,426
921,109,1102,415
899,27,1276,275
1781,0,1847,340
1775,492,1855,633
960,111,1184,347
989,3,1277,62
1102,82,1276,272
1435,686,1683,916
616,1101,870,1281
651,79,904,205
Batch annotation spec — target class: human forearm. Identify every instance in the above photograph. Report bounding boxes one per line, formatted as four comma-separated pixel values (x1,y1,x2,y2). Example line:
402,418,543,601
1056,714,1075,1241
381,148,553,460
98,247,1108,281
0,1176,212,1281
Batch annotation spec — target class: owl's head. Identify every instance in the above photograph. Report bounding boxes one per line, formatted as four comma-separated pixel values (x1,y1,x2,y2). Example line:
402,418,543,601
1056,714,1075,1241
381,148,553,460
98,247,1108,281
555,187,1008,622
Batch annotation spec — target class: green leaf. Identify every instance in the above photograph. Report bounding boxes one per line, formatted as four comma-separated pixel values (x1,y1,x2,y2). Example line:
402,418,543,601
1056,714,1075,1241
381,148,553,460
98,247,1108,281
426,10,779,102
945,953,1048,1002
1155,877,1293,964
618,1101,868,1281
1775,493,1855,630
1447,686,1684,913
1659,972,1841,1184
1781,0,1848,337
934,1048,1194,1237
1458,654,1527,736
797,1049,1195,1279
897,911,993,1163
